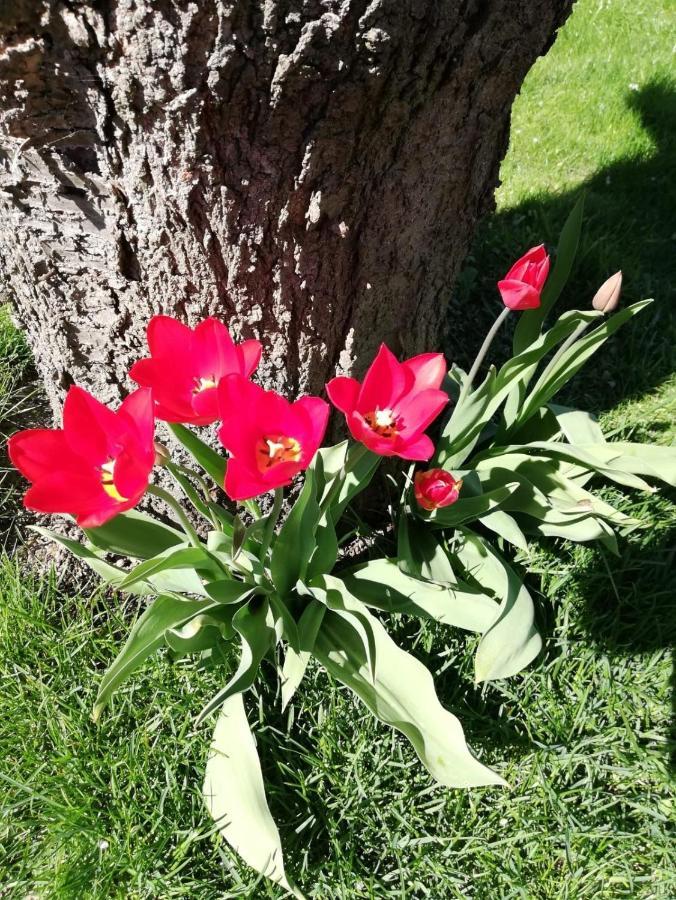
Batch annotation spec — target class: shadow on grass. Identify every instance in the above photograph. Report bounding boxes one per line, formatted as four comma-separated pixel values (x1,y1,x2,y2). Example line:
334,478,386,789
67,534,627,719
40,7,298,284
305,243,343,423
446,76,676,418
443,75,676,771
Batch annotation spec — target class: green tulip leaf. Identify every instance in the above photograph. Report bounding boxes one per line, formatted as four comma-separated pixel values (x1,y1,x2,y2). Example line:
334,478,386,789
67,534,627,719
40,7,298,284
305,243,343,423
438,309,601,468
118,545,221,591
453,531,542,682
548,404,606,444
168,422,227,486
196,598,276,725
512,194,585,356
313,579,505,788
271,468,321,598
281,599,326,710
576,441,676,488
31,527,154,596
513,299,653,431
398,515,456,584
203,694,303,899
93,593,219,720
84,509,184,559
478,510,529,552
340,558,499,634
424,483,520,528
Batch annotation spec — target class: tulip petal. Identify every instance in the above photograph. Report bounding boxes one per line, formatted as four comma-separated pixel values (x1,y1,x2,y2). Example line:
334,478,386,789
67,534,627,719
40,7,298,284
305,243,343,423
23,470,105,514
396,389,448,437
295,396,330,450
403,353,447,392
357,344,412,413
8,429,73,483
238,340,263,377
396,433,435,461
129,358,156,387
191,386,220,423
326,377,360,414
194,318,239,378
346,412,399,456
224,459,269,501
147,315,193,358
131,357,200,422
76,505,127,528
62,386,124,463
504,245,547,282
218,376,269,462
114,447,152,500
497,279,541,311
118,387,155,448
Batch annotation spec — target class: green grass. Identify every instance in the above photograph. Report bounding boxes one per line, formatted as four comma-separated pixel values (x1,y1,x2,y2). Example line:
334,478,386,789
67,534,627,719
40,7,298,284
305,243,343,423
1,0,675,897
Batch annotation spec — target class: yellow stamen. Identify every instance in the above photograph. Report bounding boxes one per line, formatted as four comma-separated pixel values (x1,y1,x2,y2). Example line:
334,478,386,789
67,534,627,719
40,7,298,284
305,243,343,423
101,460,128,502
193,376,218,394
255,434,302,472
364,407,399,438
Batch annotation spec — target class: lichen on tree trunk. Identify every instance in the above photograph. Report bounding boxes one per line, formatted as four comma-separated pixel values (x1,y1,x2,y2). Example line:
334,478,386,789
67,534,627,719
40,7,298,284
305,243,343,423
0,0,573,419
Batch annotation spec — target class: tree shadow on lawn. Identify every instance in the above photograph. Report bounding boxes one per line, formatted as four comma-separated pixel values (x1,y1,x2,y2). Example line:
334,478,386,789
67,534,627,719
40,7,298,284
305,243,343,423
435,75,676,771
445,76,676,419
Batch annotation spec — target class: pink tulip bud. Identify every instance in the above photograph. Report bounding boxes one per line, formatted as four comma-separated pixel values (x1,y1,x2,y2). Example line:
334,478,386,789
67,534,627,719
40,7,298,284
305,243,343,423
497,245,550,311
414,468,463,511
592,271,622,313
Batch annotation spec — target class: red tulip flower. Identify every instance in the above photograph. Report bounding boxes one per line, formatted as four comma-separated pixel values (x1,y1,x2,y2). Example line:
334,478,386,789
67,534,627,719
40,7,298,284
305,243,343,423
217,375,329,500
8,387,155,528
130,315,262,425
326,345,447,461
497,245,550,310
414,468,462,511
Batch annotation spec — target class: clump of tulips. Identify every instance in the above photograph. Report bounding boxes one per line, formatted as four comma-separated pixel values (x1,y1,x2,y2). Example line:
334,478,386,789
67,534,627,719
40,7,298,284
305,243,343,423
9,200,675,896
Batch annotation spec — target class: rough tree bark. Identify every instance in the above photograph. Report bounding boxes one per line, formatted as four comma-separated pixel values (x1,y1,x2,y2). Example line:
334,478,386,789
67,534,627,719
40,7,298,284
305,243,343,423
0,0,572,418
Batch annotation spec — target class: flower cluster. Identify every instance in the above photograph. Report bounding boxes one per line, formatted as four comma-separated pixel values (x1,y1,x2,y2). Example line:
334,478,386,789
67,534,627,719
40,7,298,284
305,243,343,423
9,213,669,897
9,246,553,527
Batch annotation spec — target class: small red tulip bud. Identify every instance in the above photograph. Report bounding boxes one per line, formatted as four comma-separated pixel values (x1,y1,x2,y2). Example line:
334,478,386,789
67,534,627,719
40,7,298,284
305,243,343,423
592,271,622,313
497,245,550,311
414,468,463,512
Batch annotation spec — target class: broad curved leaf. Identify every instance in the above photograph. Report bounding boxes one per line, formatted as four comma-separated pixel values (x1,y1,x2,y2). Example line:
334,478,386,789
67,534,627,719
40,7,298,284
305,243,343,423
271,469,320,597
84,509,184,559
31,526,153,596
513,299,653,430
281,599,326,710
313,579,505,788
578,441,676,488
339,558,498,634
204,694,303,898
196,598,276,724
168,422,226,486
453,531,542,682
119,545,221,591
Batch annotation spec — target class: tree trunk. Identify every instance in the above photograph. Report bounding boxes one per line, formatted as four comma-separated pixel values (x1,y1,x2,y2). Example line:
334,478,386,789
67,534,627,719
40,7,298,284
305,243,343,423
0,0,572,418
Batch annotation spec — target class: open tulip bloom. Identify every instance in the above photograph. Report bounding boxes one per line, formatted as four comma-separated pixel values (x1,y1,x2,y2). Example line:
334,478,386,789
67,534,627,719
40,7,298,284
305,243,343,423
10,201,676,896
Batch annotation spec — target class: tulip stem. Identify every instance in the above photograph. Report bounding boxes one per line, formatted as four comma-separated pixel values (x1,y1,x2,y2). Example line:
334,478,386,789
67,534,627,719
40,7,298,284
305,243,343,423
147,483,202,548
172,463,213,503
459,307,511,403
546,321,589,372
259,488,284,564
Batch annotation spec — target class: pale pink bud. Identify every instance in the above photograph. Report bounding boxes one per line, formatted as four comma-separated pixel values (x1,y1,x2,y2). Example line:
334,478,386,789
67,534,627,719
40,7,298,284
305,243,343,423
592,271,622,313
